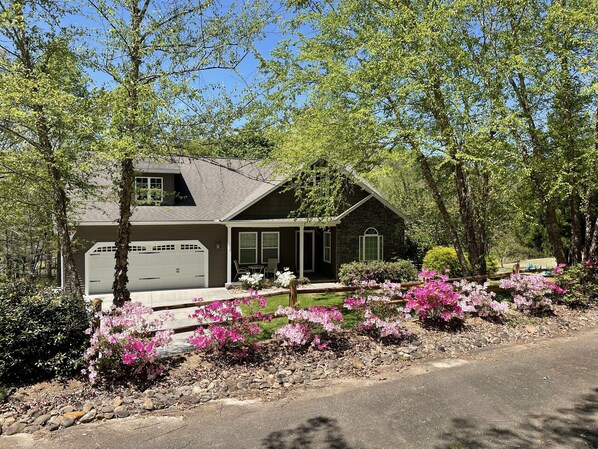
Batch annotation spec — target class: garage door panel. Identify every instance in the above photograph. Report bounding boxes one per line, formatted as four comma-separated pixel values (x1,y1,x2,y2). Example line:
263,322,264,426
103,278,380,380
87,240,208,294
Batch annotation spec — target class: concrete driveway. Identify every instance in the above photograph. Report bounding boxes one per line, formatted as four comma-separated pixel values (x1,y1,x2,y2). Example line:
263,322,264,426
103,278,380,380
4,327,598,449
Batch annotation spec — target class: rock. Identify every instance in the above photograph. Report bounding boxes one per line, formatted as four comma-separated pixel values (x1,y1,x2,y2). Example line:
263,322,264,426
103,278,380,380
5,422,27,436
526,325,538,334
114,406,129,418
83,402,94,413
104,413,114,420
113,396,123,407
61,417,75,428
33,414,51,426
46,418,61,431
192,386,203,395
64,411,85,421
101,406,114,414
23,425,40,434
80,410,96,423
199,395,212,403
58,405,74,414
30,410,44,419
143,399,154,411
352,359,365,369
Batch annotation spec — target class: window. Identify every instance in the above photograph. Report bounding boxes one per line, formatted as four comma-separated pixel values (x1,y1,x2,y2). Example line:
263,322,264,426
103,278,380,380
323,231,331,263
359,228,383,262
261,232,279,264
135,177,163,205
239,232,257,264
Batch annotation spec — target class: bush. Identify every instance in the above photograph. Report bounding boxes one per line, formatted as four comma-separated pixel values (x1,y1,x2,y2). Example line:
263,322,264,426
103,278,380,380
188,291,270,359
422,246,463,277
0,281,90,385
499,274,564,314
274,268,296,288
84,302,173,384
403,269,464,323
553,260,598,306
240,273,267,290
455,280,509,319
338,260,418,285
274,306,343,350
344,282,412,341
423,247,500,277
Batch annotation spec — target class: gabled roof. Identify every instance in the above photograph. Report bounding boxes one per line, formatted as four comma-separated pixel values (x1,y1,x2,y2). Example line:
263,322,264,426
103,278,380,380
77,157,407,225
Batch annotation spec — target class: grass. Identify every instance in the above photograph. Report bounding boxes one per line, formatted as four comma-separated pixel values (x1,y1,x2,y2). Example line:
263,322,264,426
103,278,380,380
240,292,359,340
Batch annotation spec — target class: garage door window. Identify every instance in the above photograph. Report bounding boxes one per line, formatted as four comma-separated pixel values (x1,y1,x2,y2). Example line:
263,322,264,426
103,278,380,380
239,232,257,264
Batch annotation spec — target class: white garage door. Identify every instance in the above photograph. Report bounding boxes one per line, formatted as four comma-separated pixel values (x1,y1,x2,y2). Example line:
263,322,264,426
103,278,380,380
86,240,208,295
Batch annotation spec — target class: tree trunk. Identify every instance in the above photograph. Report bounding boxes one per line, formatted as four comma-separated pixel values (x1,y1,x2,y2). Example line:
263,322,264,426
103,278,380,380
112,158,135,307
13,7,83,299
415,150,471,276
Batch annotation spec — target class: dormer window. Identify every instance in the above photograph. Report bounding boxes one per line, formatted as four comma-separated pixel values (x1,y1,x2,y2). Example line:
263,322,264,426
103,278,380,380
135,176,163,205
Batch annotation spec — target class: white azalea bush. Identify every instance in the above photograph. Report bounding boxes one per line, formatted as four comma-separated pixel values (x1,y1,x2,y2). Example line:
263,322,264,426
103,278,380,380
240,273,265,290
274,268,296,288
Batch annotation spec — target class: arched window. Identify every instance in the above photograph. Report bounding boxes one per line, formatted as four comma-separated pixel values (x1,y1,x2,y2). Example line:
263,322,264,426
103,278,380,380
359,228,383,262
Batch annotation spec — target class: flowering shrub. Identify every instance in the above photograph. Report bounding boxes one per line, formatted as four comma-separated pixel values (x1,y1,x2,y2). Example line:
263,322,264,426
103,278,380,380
344,282,412,341
455,280,509,319
239,273,266,290
403,269,464,323
553,260,598,306
274,306,343,350
188,291,269,359
84,302,173,384
499,274,564,314
274,268,296,288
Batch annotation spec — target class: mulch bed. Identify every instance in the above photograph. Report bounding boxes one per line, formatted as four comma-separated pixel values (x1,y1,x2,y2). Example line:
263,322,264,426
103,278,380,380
2,303,598,437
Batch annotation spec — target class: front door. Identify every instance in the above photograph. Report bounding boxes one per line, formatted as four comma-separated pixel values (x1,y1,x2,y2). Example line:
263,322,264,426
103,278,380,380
295,230,315,273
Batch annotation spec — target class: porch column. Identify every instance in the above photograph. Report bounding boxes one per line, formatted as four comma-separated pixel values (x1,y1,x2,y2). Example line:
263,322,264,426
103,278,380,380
299,225,305,279
226,225,232,284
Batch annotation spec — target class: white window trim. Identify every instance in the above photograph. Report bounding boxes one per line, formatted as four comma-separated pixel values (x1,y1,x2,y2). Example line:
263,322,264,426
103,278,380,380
239,231,258,265
323,231,331,263
135,176,164,205
261,231,280,264
359,228,384,262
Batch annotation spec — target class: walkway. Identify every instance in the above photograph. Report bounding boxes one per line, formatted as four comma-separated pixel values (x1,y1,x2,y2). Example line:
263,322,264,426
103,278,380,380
6,327,598,449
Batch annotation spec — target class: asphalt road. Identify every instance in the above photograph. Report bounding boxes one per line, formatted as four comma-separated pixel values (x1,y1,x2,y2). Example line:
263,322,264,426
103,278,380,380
3,327,598,449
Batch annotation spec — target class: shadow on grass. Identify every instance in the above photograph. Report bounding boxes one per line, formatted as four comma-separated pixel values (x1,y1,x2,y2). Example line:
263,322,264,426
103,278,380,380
437,387,598,449
263,416,363,449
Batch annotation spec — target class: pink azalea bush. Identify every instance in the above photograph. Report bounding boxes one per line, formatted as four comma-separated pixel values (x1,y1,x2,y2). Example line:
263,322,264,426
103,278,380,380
274,306,343,350
84,302,173,384
499,274,565,313
455,280,509,319
344,281,412,341
188,290,269,359
403,269,464,323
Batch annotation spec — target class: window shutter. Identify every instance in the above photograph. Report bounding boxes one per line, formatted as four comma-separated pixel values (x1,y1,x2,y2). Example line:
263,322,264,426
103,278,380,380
379,236,384,260
359,236,364,261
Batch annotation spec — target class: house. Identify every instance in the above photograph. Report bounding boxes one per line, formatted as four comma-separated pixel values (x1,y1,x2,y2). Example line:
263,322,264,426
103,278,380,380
73,158,407,295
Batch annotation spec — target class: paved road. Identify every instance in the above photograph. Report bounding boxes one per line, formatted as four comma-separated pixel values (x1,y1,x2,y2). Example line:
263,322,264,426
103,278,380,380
3,327,598,449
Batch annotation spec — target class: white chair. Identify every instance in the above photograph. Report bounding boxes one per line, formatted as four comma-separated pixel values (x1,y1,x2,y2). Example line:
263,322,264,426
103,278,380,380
233,260,250,281
265,258,278,278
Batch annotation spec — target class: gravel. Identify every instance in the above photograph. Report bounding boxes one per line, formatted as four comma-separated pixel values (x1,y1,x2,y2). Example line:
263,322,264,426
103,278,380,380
2,303,597,436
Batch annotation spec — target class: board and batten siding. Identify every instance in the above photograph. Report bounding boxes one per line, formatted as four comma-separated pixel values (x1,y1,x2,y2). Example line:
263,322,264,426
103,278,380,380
74,224,228,288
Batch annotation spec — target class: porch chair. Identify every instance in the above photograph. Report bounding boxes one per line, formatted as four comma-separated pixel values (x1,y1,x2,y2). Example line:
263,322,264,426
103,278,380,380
233,260,250,281
265,258,279,279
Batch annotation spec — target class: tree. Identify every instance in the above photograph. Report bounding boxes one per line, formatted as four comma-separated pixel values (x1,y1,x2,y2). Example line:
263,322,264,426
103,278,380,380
83,0,271,305
0,1,96,297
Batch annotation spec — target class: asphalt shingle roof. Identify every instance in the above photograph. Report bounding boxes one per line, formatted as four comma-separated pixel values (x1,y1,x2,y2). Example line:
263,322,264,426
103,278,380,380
78,158,281,224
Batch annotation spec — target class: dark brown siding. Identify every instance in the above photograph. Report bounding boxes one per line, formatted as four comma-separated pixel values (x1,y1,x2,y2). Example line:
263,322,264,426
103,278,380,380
74,224,228,288
234,185,370,220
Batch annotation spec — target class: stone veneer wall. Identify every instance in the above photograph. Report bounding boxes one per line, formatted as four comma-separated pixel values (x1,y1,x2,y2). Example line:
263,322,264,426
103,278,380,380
335,198,406,276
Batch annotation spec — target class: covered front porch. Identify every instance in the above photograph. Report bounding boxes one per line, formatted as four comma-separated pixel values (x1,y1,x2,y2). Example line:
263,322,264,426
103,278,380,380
223,219,339,284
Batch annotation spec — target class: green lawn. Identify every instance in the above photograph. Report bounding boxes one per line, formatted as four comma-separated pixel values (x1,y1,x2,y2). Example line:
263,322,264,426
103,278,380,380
241,292,359,340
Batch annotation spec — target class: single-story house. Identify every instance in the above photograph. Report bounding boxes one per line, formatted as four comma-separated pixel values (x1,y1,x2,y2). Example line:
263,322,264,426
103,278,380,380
73,157,407,295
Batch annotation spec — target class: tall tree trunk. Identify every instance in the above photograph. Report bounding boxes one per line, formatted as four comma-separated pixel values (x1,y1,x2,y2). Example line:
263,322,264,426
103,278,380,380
415,150,471,276
13,6,83,299
569,187,582,264
112,158,134,306
509,74,567,264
